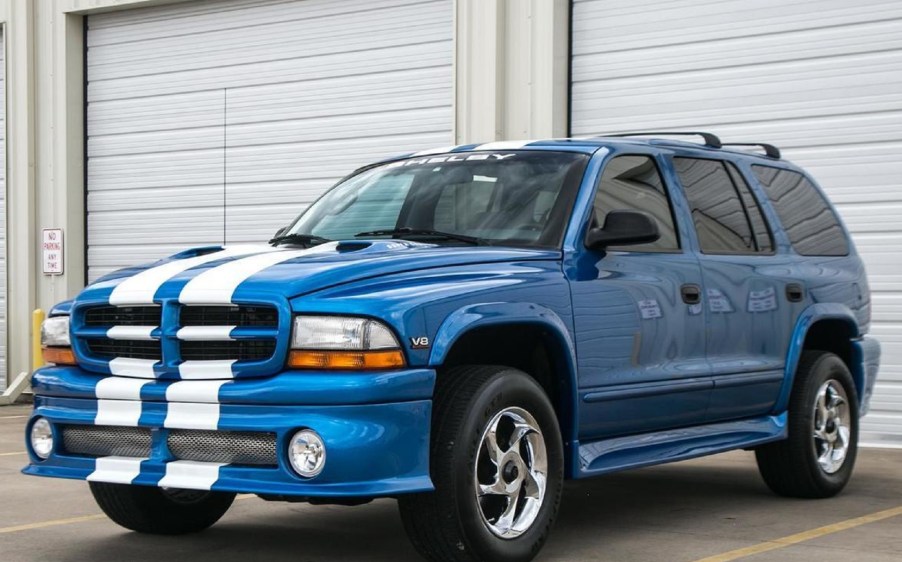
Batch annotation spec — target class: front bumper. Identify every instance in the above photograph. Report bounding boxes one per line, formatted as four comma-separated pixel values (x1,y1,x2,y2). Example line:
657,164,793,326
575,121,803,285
23,366,435,498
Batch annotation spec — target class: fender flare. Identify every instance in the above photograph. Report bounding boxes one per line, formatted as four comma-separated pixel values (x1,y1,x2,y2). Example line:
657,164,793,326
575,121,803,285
428,301,580,453
773,303,861,413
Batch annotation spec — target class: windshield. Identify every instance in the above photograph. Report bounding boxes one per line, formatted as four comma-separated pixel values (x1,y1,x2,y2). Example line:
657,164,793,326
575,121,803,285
283,151,589,248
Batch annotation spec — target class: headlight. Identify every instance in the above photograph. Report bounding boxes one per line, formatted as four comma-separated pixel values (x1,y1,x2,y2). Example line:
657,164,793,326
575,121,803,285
288,316,405,370
41,316,76,365
41,316,71,347
291,316,399,350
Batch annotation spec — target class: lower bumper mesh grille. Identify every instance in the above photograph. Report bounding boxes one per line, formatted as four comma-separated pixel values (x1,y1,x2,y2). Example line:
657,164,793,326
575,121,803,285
167,429,278,466
61,425,152,458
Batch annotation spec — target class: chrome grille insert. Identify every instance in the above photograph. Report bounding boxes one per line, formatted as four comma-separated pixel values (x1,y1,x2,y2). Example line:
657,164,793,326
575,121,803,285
167,429,278,466
61,425,152,458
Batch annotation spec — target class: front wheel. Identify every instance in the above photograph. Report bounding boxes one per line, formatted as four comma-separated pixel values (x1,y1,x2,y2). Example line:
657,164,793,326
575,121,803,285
398,365,564,562
756,351,859,498
89,482,236,534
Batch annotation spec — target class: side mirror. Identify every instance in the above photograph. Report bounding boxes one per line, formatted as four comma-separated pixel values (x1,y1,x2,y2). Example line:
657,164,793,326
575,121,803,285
586,210,660,250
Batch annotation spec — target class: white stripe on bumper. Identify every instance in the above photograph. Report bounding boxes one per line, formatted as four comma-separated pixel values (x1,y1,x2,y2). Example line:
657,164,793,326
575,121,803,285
177,360,236,380
87,456,146,484
157,460,225,491
164,402,220,430
95,400,143,426
166,381,227,404
95,377,150,400
108,358,158,379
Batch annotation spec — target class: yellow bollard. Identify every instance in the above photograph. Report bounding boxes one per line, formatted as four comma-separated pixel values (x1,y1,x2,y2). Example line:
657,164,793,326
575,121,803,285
32,309,45,371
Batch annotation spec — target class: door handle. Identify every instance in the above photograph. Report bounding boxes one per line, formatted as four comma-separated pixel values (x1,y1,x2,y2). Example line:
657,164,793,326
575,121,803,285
786,283,805,303
681,284,702,305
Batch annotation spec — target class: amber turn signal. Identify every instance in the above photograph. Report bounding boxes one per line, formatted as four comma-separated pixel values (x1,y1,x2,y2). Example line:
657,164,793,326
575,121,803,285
288,349,405,370
42,347,77,366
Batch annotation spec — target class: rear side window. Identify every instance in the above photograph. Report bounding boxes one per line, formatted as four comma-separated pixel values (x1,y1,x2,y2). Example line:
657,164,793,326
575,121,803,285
674,157,761,254
592,155,680,252
752,165,849,256
726,163,773,253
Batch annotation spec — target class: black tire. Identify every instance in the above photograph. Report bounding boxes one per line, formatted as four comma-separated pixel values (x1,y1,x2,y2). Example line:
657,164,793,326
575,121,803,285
756,351,859,498
398,365,564,562
89,482,236,534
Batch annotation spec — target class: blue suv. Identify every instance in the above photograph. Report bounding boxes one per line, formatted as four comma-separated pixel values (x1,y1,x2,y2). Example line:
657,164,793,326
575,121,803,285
25,132,881,561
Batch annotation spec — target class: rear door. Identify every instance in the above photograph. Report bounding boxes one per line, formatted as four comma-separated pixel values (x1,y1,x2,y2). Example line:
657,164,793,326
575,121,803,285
569,151,711,440
668,155,800,422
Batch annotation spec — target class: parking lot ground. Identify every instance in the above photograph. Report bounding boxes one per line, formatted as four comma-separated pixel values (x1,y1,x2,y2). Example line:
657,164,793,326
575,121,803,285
2,403,900,561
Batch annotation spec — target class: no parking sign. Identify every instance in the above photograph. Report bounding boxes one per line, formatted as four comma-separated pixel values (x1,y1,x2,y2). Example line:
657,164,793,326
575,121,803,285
42,228,64,275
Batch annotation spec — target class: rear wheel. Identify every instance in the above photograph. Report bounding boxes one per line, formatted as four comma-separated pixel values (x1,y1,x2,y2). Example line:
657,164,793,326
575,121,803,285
89,482,235,534
756,351,859,498
398,365,564,562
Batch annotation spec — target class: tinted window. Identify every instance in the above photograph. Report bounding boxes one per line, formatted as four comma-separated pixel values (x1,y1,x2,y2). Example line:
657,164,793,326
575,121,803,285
752,165,850,256
289,151,588,247
726,163,773,253
592,155,679,252
674,158,755,254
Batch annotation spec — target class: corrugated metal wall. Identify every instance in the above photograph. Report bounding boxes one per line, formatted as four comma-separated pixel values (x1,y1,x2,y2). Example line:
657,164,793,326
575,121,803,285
86,0,453,281
571,0,902,446
0,28,7,389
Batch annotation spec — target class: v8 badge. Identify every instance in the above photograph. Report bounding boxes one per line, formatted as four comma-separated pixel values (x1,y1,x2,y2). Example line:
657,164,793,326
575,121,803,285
410,336,430,349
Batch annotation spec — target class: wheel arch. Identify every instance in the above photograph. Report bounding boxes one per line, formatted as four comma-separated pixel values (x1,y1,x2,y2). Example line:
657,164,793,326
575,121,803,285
775,303,863,413
429,302,579,473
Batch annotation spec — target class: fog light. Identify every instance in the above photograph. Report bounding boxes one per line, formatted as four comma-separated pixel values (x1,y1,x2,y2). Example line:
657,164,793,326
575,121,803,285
288,429,326,478
30,418,54,460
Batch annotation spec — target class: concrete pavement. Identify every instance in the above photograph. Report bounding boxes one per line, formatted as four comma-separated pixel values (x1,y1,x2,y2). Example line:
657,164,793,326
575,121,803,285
2,403,900,561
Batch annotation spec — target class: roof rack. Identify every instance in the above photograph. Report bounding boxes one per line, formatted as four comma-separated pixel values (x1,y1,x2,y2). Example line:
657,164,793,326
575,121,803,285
721,142,781,159
602,131,722,149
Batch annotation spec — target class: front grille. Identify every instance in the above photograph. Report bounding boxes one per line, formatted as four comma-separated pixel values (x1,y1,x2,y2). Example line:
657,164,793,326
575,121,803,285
86,339,162,361
180,340,276,361
84,305,161,327
167,429,277,466
61,425,152,458
76,302,281,377
181,305,278,327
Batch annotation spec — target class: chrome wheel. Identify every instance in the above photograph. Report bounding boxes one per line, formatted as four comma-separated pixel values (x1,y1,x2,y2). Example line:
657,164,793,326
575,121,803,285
474,406,548,539
813,380,851,474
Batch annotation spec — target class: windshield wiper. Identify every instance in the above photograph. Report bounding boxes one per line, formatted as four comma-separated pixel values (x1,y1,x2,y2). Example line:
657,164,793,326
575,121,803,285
269,233,332,247
354,227,486,246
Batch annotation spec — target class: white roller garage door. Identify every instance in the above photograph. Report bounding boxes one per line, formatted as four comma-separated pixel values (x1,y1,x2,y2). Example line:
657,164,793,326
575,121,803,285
0,28,6,389
86,0,453,281
571,0,902,446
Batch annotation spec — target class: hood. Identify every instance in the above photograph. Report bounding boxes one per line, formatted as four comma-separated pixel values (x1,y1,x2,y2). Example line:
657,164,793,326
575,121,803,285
78,240,561,306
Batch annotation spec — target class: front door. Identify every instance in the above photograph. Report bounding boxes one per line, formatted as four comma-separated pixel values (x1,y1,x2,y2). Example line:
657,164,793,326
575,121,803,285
569,153,710,440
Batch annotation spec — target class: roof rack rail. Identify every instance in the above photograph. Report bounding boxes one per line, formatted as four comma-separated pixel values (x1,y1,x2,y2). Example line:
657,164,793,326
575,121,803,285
602,131,722,148
721,142,781,159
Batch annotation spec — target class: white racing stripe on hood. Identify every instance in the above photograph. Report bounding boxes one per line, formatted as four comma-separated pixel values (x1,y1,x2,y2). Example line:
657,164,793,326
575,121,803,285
158,460,224,491
109,245,277,305
178,242,339,304
88,457,146,484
